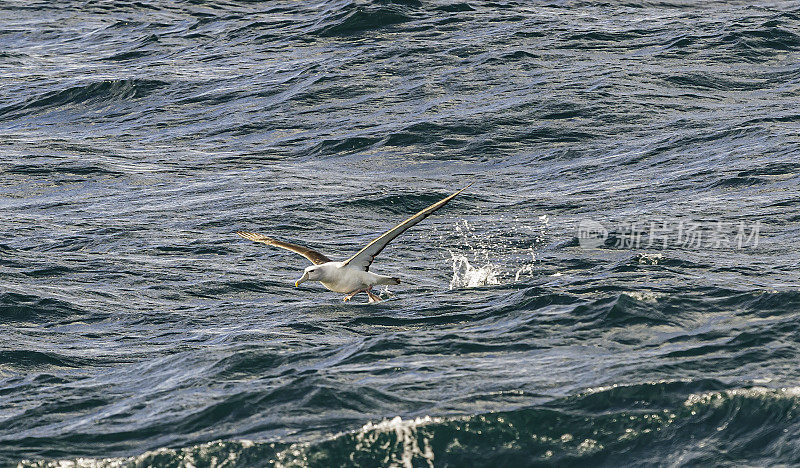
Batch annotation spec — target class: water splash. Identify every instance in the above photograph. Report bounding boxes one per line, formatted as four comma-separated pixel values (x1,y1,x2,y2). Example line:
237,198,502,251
449,252,501,289
440,219,545,289
378,285,395,299
514,264,535,282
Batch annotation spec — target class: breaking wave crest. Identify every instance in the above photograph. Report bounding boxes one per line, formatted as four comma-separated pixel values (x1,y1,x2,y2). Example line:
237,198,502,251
23,381,800,467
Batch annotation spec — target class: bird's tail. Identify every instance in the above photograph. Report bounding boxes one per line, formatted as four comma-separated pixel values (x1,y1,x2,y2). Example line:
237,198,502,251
376,275,400,286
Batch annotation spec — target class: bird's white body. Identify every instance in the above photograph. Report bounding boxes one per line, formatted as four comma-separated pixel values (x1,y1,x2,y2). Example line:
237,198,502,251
298,262,399,293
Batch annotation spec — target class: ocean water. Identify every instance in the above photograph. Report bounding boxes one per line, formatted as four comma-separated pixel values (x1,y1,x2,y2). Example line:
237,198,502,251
2,0,800,466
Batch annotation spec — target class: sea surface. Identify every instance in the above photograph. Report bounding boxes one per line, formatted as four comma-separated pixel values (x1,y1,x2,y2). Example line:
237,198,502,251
2,0,800,466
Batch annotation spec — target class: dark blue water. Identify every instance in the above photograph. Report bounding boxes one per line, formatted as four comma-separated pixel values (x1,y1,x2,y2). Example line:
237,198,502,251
2,1,800,466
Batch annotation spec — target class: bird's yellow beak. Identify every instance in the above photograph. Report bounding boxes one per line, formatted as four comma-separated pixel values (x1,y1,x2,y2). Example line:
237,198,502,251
295,272,309,287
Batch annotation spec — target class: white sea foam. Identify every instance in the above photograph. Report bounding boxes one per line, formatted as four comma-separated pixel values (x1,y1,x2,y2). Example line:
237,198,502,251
625,290,664,303
355,416,440,468
684,386,800,407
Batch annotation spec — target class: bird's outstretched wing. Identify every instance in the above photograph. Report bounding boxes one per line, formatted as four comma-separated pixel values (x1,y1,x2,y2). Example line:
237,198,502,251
342,183,472,271
237,231,332,265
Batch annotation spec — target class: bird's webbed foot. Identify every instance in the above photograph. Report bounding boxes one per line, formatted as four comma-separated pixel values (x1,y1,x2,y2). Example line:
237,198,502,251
343,289,365,302
367,290,381,303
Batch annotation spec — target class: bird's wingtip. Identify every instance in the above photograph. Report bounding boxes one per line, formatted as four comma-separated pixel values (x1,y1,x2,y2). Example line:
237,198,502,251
457,180,476,193
237,231,263,241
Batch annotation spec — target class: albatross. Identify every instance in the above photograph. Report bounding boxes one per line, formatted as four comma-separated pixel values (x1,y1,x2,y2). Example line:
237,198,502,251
237,183,472,303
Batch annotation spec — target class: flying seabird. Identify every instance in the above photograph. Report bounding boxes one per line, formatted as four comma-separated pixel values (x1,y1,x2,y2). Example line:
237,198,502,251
237,183,472,303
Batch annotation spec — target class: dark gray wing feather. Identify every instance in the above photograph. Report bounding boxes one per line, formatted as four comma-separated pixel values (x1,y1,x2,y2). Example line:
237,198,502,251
237,231,332,265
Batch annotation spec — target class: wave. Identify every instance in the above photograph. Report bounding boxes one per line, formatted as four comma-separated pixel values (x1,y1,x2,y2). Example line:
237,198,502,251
22,380,800,467
0,349,91,369
331,190,472,215
306,136,383,157
0,292,85,325
4,163,122,177
311,3,413,37
720,24,800,52
434,3,475,13
154,245,235,256
384,121,483,147
0,78,169,119
657,16,800,62
663,72,766,91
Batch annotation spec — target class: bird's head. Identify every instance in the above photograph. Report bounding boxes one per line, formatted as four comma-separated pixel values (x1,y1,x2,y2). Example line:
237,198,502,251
295,265,324,287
